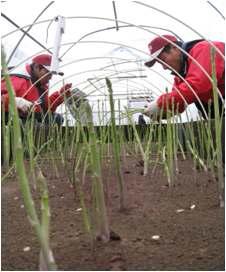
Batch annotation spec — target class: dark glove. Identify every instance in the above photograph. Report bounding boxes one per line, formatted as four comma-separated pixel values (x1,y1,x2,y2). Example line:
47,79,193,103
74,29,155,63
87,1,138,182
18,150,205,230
59,83,72,97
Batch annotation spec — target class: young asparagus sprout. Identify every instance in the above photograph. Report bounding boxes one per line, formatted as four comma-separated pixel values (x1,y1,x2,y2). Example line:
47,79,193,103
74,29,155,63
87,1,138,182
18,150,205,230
82,98,110,242
106,77,126,210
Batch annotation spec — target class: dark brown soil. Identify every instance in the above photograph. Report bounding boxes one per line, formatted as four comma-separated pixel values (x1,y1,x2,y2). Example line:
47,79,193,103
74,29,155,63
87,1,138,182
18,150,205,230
1,155,225,271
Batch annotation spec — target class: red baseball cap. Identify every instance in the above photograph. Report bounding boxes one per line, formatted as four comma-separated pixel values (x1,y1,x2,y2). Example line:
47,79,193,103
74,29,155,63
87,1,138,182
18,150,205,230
145,35,178,67
32,54,64,76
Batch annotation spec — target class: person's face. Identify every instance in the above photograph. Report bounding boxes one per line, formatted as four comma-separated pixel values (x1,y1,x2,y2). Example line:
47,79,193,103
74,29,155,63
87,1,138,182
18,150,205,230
33,64,52,85
157,46,182,74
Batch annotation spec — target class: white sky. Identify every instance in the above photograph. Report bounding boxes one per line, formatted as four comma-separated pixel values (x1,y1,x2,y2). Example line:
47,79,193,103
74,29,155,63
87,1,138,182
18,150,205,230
1,0,225,124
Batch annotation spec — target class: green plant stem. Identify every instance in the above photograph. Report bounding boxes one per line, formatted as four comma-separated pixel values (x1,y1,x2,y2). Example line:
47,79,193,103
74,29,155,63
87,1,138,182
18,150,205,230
84,101,110,242
211,47,224,207
1,47,57,270
106,78,125,210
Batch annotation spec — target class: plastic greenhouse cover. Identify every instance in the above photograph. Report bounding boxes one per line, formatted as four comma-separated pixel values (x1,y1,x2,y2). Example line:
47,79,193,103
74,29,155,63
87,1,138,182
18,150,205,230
1,0,225,125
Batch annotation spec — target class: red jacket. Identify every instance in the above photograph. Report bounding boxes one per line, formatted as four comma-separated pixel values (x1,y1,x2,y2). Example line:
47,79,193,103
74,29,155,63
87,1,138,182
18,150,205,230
157,41,225,113
1,64,65,113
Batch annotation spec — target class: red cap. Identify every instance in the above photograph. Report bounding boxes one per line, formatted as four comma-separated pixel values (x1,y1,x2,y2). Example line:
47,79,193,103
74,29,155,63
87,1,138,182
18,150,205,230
145,35,178,67
32,54,64,76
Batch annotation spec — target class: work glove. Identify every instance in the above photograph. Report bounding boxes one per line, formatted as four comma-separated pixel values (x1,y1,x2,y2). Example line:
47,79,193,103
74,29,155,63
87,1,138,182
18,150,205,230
15,97,33,113
143,99,160,119
59,83,72,97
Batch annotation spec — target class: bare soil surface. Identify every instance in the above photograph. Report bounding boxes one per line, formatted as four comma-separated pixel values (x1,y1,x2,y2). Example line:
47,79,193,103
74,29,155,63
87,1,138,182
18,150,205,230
1,155,225,271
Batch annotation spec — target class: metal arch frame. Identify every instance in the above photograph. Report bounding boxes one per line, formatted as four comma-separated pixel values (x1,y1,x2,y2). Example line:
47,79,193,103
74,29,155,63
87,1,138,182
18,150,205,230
2,9,224,120
5,1,55,65
5,17,224,109
59,24,183,59
3,14,223,59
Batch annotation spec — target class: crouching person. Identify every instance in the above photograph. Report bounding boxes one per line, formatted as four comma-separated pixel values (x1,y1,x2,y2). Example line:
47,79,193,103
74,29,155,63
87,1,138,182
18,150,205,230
143,35,225,207
1,53,73,126
1,53,73,162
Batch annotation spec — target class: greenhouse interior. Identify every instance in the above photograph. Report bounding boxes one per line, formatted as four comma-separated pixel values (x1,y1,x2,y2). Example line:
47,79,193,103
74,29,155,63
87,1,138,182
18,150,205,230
1,0,225,271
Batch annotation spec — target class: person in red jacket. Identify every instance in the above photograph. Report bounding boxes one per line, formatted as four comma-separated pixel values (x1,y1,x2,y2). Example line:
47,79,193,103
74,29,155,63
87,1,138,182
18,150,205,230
144,35,225,208
1,53,72,125
144,35,225,120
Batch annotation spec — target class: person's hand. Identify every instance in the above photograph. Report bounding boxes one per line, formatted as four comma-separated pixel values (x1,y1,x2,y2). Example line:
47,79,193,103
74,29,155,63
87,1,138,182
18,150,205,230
15,97,33,113
143,100,160,119
59,83,72,97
